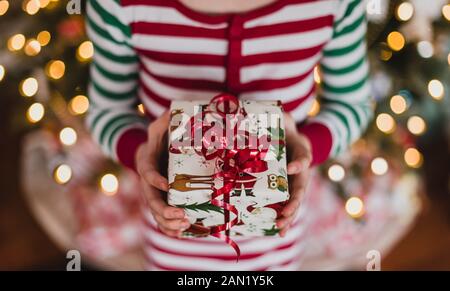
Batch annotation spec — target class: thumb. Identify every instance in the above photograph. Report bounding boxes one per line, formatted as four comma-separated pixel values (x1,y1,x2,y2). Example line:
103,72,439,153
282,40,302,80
287,153,311,175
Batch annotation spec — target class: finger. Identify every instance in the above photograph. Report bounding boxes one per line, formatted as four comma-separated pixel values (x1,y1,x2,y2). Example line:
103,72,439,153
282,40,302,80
153,214,190,231
142,182,184,219
287,157,311,175
282,175,306,217
279,224,291,238
142,169,169,192
276,212,296,229
158,225,182,238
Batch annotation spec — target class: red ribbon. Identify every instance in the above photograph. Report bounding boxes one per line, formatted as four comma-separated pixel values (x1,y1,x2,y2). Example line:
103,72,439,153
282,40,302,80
170,94,273,261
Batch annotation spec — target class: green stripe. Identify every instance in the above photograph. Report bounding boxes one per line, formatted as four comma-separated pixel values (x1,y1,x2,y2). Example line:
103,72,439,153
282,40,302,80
87,16,125,47
92,80,137,100
94,62,138,82
334,13,365,38
90,109,109,130
324,107,352,146
93,44,137,63
321,56,365,75
334,0,360,27
89,0,131,38
107,123,143,151
322,99,363,127
99,114,140,146
322,74,367,94
323,36,364,57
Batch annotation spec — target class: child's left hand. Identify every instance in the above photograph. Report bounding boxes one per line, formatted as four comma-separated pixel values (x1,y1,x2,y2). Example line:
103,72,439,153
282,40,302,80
276,113,312,237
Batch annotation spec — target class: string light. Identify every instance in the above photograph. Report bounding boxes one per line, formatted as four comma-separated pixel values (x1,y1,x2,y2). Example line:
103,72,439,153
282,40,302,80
387,31,405,51
371,157,389,176
307,99,320,117
443,4,450,21
313,66,321,84
0,65,5,82
345,197,365,218
328,164,345,182
20,77,38,97
376,113,396,134
0,0,9,16
54,164,72,184
7,34,26,51
407,116,426,136
39,0,50,8
100,174,119,196
417,41,434,59
390,95,407,114
396,2,414,22
76,41,94,62
23,0,40,15
69,95,89,115
59,127,77,146
380,47,392,61
26,102,45,123
45,60,65,80
137,103,145,115
404,148,423,168
428,79,444,100
24,39,41,56
37,30,51,46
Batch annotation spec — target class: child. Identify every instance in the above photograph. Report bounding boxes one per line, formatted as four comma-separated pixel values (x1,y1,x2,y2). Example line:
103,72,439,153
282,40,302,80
86,0,372,270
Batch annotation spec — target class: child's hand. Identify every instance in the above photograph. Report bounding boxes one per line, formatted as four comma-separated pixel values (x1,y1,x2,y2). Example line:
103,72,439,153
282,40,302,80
276,113,312,237
136,111,191,238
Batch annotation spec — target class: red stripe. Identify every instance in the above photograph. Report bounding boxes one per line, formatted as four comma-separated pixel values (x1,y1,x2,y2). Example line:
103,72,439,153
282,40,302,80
136,48,226,66
131,22,227,39
242,44,324,66
243,15,333,39
282,83,316,112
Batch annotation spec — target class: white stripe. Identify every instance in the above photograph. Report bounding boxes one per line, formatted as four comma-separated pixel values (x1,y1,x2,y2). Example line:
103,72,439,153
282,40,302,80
124,5,228,29
140,69,220,100
86,26,135,56
91,65,136,94
132,34,228,55
138,88,168,117
100,0,131,26
88,83,137,108
322,60,369,87
334,0,354,22
325,103,360,142
289,95,315,122
321,42,366,69
244,0,336,28
140,56,225,82
242,27,333,56
312,111,348,155
324,20,366,50
145,240,304,271
240,74,315,102
100,116,141,153
94,49,139,76
322,81,371,103
241,52,321,83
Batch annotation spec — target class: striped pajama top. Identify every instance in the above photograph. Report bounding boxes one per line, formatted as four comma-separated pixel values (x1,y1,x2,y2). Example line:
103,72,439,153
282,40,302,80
86,0,373,270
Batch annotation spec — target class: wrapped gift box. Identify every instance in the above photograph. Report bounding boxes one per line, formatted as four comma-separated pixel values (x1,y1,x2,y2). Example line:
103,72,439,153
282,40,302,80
167,96,289,238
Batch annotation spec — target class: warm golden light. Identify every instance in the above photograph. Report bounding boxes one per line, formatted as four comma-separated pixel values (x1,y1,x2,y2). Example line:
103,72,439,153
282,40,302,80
37,30,51,46
77,41,94,61
59,127,77,146
0,65,5,82
417,41,434,59
137,103,145,115
24,0,40,15
0,0,9,16
7,34,26,51
39,0,50,8
54,164,72,185
428,79,444,100
328,164,345,182
390,95,407,114
387,31,405,51
313,66,321,84
404,148,423,168
345,197,365,218
307,99,320,117
100,174,119,196
396,2,414,21
380,47,392,61
24,39,41,56
20,77,38,97
376,113,396,134
443,4,450,21
69,95,89,115
46,60,65,80
407,116,426,136
26,102,45,123
371,157,389,175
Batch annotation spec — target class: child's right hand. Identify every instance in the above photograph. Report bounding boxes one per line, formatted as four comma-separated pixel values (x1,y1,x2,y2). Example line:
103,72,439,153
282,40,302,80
135,111,191,238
